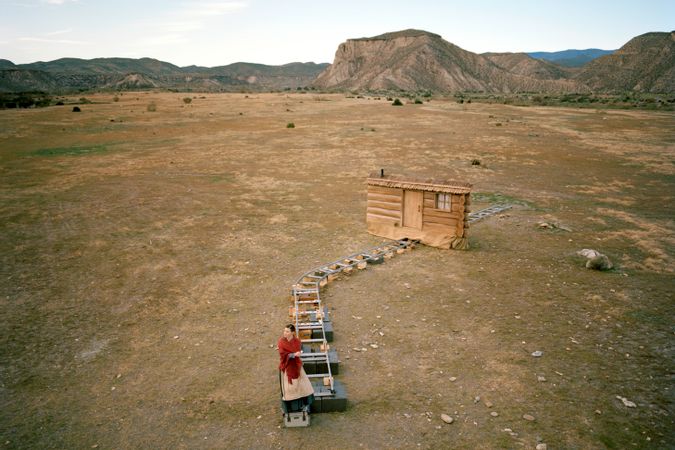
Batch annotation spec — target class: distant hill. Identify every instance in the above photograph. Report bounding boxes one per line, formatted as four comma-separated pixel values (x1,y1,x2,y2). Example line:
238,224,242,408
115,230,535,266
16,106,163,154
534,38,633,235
21,57,183,76
313,29,583,93
482,52,576,79
527,49,615,67
0,58,329,93
575,31,675,93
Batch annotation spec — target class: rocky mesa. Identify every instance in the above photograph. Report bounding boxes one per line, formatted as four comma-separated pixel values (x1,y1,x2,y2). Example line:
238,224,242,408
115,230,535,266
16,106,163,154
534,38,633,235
312,29,584,93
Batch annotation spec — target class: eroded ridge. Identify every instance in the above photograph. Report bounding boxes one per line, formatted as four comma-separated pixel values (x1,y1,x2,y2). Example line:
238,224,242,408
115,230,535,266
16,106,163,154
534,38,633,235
287,238,419,415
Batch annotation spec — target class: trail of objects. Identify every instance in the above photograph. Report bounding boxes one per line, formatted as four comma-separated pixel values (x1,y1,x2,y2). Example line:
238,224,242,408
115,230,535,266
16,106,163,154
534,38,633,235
281,204,510,424
284,238,419,420
467,204,512,224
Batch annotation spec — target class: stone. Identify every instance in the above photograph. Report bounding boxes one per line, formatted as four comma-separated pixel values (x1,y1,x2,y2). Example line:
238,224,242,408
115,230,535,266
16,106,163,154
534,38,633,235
616,395,636,408
536,444,547,450
485,401,493,408
531,351,543,357
537,376,546,382
586,254,613,271
449,377,457,382
577,249,601,259
490,412,499,417
523,414,535,421
441,414,454,424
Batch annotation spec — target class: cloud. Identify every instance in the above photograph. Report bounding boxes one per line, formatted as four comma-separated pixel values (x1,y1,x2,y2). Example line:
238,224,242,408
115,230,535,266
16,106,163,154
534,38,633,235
18,37,88,45
141,1,248,33
44,0,78,4
139,34,189,46
135,1,247,47
45,28,73,36
183,1,247,18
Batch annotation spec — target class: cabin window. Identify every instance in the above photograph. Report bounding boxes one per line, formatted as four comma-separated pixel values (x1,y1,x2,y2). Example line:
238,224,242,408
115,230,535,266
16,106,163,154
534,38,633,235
436,193,451,210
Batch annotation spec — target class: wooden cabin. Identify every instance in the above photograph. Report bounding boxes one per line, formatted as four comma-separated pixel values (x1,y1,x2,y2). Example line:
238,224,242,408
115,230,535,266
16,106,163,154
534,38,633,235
366,173,472,249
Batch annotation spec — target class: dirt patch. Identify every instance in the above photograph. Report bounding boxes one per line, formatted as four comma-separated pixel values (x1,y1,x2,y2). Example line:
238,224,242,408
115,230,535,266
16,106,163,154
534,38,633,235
0,93,673,448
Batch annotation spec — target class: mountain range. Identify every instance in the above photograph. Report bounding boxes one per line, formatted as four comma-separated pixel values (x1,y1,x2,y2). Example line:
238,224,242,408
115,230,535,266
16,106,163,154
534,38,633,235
526,49,615,67
1,30,673,94
0,59,328,93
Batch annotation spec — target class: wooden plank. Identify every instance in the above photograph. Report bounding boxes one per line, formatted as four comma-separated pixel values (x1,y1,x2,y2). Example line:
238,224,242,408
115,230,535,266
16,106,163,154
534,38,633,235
367,207,401,218
454,194,465,205
402,190,423,229
367,213,399,223
367,192,403,203
457,224,464,237
424,208,460,220
424,216,458,227
367,200,402,212
423,222,456,235
368,186,402,196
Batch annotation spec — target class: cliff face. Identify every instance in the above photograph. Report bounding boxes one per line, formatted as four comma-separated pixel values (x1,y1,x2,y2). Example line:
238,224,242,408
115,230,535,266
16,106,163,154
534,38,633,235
313,30,584,93
575,32,675,93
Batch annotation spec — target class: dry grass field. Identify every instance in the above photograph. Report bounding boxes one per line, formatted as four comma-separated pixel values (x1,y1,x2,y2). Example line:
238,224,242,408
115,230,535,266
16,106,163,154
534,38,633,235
1,92,673,449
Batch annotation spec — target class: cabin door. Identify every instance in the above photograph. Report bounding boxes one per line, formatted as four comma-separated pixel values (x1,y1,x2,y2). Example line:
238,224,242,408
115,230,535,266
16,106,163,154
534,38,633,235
402,190,423,229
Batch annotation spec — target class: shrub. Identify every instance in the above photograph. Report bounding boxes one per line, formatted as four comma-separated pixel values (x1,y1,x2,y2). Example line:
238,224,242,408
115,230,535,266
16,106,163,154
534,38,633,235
392,98,403,106
471,159,481,166
286,122,295,128
182,97,192,104
414,99,423,104
72,106,81,112
113,96,120,102
147,102,157,112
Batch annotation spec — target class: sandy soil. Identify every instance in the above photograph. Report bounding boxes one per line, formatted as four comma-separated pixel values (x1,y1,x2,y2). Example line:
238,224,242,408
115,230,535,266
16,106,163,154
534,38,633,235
0,93,673,449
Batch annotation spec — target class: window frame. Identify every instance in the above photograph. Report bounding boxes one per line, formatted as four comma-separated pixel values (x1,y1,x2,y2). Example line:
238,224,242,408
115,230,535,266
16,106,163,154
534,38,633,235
435,193,451,211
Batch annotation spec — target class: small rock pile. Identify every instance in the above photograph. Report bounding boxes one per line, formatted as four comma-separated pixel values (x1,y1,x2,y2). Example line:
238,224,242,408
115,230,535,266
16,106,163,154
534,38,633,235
577,248,613,271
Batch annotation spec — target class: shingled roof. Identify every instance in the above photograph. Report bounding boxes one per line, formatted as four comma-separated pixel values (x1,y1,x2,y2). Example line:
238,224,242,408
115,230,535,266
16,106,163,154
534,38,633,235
367,173,472,194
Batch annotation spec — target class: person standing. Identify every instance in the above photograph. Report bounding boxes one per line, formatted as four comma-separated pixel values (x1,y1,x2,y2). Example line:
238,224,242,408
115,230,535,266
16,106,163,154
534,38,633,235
278,324,314,412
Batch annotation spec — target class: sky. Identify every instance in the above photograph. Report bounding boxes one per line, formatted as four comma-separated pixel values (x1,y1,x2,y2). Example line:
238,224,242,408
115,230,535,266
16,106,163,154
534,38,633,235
1,0,673,67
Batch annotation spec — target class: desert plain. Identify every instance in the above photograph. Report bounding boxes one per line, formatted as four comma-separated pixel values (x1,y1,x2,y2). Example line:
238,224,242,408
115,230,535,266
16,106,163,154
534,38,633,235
0,92,673,449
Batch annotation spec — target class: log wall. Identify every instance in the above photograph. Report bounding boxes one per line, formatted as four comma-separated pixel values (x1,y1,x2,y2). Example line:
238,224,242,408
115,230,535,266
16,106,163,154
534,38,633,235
366,186,402,225
366,186,471,249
